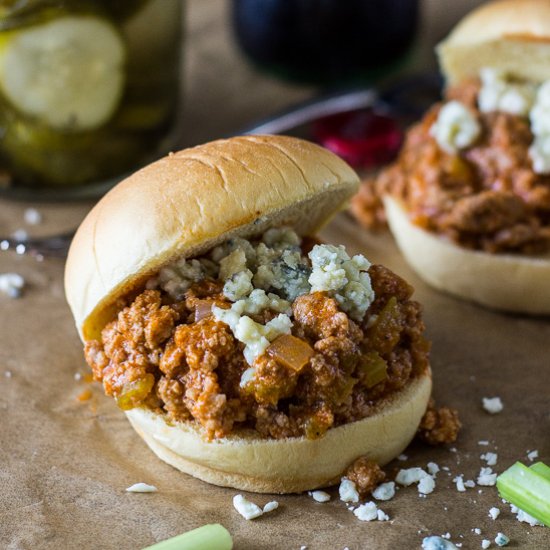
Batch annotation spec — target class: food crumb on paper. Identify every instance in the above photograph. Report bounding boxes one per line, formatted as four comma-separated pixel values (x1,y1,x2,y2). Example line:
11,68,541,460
339,478,360,503
233,494,279,520
0,272,25,298
24,208,42,225
494,532,509,546
372,481,395,501
477,467,497,486
421,535,458,549
489,507,500,520
510,504,544,526
482,397,503,414
396,467,435,494
481,452,498,466
353,502,378,521
481,540,491,549
233,494,263,520
527,449,539,462
309,490,331,503
262,501,279,513
125,483,157,493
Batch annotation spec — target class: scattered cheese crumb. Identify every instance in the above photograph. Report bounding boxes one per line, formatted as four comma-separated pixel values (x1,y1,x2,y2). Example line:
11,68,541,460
482,540,491,549
353,502,378,522
442,533,451,539
11,228,28,241
427,462,440,476
494,532,509,547
478,441,490,446
418,475,436,495
481,452,498,466
464,480,476,488
339,478,360,503
422,535,458,549
309,490,331,503
0,272,25,298
473,528,481,535
510,504,544,526
453,476,466,492
262,501,279,514
477,467,498,487
397,454,408,461
396,467,435,495
74,372,82,381
125,483,157,493
233,494,263,520
372,481,395,501
489,507,501,520
376,509,390,521
482,397,503,414
527,450,539,462
5,370,12,378
24,208,42,225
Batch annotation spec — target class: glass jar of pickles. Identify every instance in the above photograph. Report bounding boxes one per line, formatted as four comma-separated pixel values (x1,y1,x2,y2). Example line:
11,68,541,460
0,0,183,198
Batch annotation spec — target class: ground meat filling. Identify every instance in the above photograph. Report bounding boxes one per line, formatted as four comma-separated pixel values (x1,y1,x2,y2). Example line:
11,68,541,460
85,252,429,441
354,80,550,254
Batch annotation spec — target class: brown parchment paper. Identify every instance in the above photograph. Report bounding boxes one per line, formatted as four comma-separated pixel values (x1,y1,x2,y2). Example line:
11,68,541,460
1,210,549,550
1,1,550,549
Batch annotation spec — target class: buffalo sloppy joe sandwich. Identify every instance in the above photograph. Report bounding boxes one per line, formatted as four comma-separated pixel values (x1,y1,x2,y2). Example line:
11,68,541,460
354,0,550,314
65,135,434,493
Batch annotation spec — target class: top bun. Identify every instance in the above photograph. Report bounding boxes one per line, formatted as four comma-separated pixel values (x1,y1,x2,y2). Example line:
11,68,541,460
65,135,359,341
437,0,550,84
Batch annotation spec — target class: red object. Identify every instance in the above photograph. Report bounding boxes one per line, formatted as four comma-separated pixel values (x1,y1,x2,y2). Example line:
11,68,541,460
313,108,403,169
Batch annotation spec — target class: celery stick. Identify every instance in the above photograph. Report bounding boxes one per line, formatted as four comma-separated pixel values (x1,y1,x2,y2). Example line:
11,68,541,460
496,462,550,527
142,524,233,550
531,462,550,483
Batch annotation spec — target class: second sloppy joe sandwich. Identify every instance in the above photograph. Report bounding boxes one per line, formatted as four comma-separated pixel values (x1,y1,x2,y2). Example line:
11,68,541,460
353,0,550,314
65,135,442,493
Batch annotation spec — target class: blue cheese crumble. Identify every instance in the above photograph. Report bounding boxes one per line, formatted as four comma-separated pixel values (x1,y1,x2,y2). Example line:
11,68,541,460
149,227,375,368
430,100,481,153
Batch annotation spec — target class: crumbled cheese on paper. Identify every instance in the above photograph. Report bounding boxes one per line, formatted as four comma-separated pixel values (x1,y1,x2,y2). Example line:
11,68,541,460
396,467,435,494
482,397,503,414
489,507,500,520
233,494,264,520
422,535,458,549
125,483,157,493
481,452,498,466
309,490,331,503
477,467,498,486
372,481,395,501
0,273,25,298
339,478,360,503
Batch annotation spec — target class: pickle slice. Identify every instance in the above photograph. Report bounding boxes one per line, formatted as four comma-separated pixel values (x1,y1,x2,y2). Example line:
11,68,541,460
0,14,125,130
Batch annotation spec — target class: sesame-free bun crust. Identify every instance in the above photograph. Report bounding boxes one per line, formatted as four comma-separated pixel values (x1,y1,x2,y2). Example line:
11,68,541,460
65,135,359,341
125,372,432,493
437,0,550,84
384,196,550,315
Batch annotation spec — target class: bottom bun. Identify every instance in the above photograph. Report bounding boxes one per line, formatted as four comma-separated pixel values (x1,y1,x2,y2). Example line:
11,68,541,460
384,195,550,315
125,372,432,494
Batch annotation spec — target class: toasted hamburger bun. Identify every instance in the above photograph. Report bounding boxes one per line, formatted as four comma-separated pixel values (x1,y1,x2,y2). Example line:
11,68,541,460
437,0,550,85
384,196,550,315
65,135,432,493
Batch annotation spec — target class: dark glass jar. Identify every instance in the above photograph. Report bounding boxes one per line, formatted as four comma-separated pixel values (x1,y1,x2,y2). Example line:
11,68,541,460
232,0,419,86
0,0,183,198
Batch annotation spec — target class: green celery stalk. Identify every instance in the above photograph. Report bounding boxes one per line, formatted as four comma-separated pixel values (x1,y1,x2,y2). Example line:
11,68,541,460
531,462,550,483
142,524,233,550
497,462,550,527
